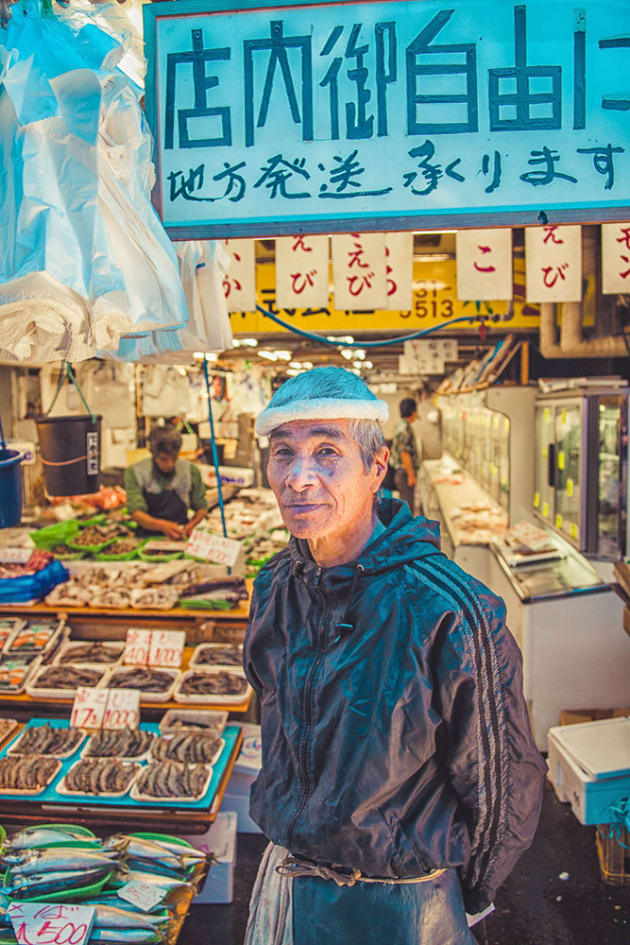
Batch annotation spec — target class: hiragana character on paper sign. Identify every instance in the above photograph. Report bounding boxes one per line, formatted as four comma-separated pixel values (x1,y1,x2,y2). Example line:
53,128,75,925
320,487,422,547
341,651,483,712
616,227,630,251
403,140,464,196
212,162,247,202
542,225,564,245
244,21,313,147
168,165,209,202
542,263,569,288
576,144,625,190
165,29,231,150
290,271,318,294
254,155,311,199
292,236,313,252
347,272,375,296
481,151,502,193
348,238,370,270
223,275,243,298
386,246,397,296
618,256,630,279
520,147,577,186
318,151,392,198
473,246,496,273
406,10,478,134
488,5,561,131
226,240,242,263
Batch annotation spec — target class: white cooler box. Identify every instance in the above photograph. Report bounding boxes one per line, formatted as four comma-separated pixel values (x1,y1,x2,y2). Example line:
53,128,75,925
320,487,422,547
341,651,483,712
547,717,630,825
221,723,262,834
182,811,237,904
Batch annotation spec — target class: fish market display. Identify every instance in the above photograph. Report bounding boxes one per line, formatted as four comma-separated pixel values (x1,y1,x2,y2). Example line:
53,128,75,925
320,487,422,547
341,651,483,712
71,527,113,547
192,644,242,666
89,588,134,609
0,719,17,743
0,756,59,792
0,661,35,694
57,641,123,664
179,670,247,696
9,723,83,756
151,733,221,764
133,761,210,799
178,578,247,605
30,665,104,691
129,587,179,610
4,621,61,656
109,668,175,692
0,551,54,579
2,866,113,900
85,728,154,758
63,759,139,795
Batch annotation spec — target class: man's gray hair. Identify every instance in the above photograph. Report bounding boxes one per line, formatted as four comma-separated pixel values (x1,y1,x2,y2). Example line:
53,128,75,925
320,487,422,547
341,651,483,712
349,419,387,471
149,425,182,458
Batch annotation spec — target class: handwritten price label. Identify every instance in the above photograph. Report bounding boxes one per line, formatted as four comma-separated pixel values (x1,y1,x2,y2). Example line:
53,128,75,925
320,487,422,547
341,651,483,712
148,630,185,668
70,688,108,730
186,530,242,567
102,688,140,730
123,628,152,666
8,902,95,945
117,881,165,911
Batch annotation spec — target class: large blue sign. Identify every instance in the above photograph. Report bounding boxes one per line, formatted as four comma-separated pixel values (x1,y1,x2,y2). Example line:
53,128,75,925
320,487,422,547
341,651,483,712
143,0,630,237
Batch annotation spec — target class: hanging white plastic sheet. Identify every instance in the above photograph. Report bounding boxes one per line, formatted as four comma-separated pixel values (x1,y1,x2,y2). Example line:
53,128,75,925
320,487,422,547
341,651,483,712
0,2,188,363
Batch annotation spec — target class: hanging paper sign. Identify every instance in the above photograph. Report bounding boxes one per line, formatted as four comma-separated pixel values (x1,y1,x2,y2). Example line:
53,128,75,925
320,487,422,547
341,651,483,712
456,229,513,300
123,629,152,666
148,630,186,668
186,529,242,568
332,233,387,310
102,689,140,730
525,225,582,302
8,902,95,945
70,687,108,730
385,233,413,310
223,239,256,313
117,882,166,912
275,235,329,308
601,223,630,294
400,338,457,374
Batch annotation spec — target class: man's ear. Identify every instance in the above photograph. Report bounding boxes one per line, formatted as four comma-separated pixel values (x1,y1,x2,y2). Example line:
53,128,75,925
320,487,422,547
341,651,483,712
372,446,390,488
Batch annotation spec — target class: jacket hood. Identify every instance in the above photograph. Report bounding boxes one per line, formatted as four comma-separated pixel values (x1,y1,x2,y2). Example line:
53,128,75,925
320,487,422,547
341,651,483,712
289,497,442,587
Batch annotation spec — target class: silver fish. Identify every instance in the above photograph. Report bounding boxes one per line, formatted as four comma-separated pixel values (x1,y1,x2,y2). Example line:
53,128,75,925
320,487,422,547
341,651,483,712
103,837,185,868
127,837,205,860
82,898,171,918
121,870,191,892
89,929,161,944
3,867,110,898
5,826,100,851
10,850,116,876
91,907,162,931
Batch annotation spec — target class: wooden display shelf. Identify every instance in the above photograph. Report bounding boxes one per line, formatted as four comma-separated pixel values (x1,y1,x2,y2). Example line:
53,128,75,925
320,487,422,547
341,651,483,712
0,597,251,624
0,728,243,834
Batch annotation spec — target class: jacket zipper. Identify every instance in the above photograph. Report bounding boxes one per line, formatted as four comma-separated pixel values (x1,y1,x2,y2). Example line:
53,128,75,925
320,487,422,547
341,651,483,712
286,566,327,851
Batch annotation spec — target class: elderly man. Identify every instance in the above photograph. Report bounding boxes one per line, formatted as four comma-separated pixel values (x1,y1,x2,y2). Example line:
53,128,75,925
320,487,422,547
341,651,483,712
244,367,545,945
124,425,207,540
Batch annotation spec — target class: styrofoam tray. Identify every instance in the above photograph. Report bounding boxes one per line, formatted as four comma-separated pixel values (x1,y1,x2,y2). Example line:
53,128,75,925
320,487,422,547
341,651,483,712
0,758,61,795
150,735,225,767
0,620,26,656
174,669,251,706
26,663,111,700
81,730,155,763
107,667,180,703
189,644,243,671
0,719,19,747
159,709,228,737
130,762,214,804
0,656,41,695
4,620,65,660
7,726,86,759
54,640,125,667
57,760,141,798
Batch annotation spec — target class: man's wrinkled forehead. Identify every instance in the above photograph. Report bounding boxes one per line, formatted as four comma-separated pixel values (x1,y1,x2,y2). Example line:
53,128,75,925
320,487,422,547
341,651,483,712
269,419,350,441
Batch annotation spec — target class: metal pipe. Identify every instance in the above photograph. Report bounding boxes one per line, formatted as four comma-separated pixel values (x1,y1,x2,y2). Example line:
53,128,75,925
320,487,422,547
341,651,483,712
539,301,630,358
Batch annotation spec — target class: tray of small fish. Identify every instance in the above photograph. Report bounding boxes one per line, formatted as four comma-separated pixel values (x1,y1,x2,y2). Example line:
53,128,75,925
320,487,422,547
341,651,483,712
0,755,61,795
0,718,18,747
174,669,251,705
82,727,155,762
159,709,228,737
54,640,125,666
189,643,243,669
3,620,64,659
0,620,24,655
58,758,141,798
107,667,180,703
149,733,224,766
130,761,213,804
0,657,40,694
129,587,180,611
26,663,110,700
7,722,86,758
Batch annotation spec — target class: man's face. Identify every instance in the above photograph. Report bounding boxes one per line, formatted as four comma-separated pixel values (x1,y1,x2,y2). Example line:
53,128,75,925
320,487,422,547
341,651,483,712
267,419,388,541
153,452,178,476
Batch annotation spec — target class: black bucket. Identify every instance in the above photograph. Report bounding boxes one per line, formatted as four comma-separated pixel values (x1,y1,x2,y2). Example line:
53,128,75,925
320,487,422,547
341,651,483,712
0,448,24,527
35,415,102,497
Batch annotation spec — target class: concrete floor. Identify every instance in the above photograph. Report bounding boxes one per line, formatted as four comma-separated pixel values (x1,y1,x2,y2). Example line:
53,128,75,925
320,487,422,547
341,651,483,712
183,782,630,945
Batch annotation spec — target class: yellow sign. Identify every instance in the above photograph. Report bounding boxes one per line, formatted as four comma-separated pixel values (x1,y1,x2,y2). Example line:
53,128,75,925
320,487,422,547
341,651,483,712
570,523,578,540
533,492,540,508
544,407,551,423
542,501,549,518
557,450,565,470
561,411,567,425
555,513,563,528
230,257,541,335
566,478,574,498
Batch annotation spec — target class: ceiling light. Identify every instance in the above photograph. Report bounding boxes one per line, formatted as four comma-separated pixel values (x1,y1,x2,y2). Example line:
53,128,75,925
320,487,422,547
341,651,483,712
285,368,300,376
352,361,364,369
302,361,313,369
289,361,302,370
258,350,278,361
364,360,374,369
341,349,354,360
354,349,366,360
242,338,258,347
273,350,292,361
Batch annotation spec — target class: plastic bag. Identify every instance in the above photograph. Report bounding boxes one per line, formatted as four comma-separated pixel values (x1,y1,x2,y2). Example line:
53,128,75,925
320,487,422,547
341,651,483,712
0,560,69,603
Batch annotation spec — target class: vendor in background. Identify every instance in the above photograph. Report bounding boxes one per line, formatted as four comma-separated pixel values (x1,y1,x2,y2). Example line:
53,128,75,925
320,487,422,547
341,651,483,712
124,425,207,540
390,396,419,514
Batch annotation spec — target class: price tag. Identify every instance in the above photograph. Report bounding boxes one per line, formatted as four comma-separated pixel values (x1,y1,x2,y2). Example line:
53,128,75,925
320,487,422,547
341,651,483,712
123,629,152,665
557,450,565,470
570,523,578,539
555,513,563,528
542,501,549,518
117,881,165,912
561,410,567,425
102,688,140,730
533,492,540,508
148,630,185,668
186,530,242,567
70,688,108,730
8,901,95,945
544,407,551,423
566,478,574,498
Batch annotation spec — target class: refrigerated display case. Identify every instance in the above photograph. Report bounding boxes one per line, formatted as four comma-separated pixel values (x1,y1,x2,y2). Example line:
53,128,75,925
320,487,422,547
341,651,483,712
533,387,629,559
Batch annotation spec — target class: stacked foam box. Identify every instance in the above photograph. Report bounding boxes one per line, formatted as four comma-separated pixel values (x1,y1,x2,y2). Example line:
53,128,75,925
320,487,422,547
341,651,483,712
221,723,262,834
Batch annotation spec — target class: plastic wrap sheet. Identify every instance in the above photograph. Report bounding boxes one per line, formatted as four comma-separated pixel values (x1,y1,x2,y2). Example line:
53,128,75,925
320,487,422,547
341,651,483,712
0,2,188,363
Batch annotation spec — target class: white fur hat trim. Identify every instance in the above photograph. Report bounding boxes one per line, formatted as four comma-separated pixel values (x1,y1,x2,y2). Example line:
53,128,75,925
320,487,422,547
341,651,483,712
255,397,389,436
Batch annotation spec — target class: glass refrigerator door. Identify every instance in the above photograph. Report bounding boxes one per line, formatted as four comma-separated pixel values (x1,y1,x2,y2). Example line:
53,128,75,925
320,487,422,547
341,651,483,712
594,395,627,558
534,404,554,523
554,401,583,546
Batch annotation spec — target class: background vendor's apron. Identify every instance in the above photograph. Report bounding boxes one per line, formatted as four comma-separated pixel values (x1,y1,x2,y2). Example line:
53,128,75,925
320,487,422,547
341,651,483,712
141,487,189,527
